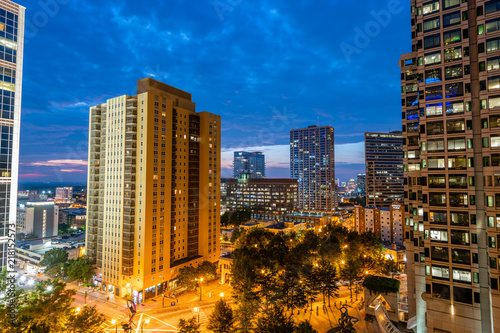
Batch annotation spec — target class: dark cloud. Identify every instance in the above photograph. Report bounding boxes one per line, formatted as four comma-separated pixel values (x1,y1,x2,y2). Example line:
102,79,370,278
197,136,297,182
16,0,409,182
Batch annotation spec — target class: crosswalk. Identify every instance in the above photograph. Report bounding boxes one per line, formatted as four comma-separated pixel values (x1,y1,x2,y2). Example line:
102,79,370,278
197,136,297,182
191,306,209,324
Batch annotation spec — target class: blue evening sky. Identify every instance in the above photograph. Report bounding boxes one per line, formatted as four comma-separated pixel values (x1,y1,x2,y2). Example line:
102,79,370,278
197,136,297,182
16,0,411,183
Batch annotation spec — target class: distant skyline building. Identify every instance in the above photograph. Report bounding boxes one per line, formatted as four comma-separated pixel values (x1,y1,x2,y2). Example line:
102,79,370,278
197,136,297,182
290,125,337,211
233,151,265,179
357,173,366,197
55,186,73,203
365,131,404,207
0,1,24,268
86,78,220,302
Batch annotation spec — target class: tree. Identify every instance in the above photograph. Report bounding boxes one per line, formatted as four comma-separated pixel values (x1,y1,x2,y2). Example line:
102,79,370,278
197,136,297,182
312,259,339,306
177,266,199,291
230,227,243,244
229,208,252,227
254,305,295,333
66,305,106,333
295,320,318,333
178,317,201,333
207,299,234,333
66,256,96,283
380,259,399,278
197,261,217,282
24,231,40,240
220,212,230,228
39,248,68,276
11,279,76,332
59,223,71,235
340,256,363,300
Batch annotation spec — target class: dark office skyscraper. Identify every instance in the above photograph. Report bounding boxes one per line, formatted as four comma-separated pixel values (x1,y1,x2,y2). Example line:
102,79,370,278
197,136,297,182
290,125,337,211
233,151,265,179
364,132,404,208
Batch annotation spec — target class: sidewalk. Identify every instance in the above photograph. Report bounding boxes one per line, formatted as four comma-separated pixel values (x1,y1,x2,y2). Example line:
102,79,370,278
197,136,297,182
65,277,232,314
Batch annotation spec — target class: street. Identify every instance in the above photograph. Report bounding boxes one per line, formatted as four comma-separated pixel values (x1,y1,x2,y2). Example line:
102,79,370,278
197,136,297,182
66,279,379,332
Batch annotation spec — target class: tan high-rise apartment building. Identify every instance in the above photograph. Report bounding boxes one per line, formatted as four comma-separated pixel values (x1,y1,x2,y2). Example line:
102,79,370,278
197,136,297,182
86,78,220,302
401,1,500,332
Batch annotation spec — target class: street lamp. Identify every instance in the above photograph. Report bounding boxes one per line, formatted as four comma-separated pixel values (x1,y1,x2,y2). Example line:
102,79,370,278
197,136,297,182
162,276,165,308
141,318,150,333
198,278,204,301
220,292,224,299
194,307,200,323
111,319,117,333
46,286,53,292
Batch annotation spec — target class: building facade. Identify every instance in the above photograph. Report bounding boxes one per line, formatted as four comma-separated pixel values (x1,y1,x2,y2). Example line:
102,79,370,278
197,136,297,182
86,78,220,302
401,1,500,331
225,178,298,217
18,202,58,238
365,132,404,208
0,1,24,268
59,208,86,228
233,151,265,179
354,202,404,245
357,173,366,197
55,186,73,203
290,125,337,211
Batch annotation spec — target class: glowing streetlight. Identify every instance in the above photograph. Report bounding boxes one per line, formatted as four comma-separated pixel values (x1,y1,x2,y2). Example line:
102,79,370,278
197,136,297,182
111,319,117,333
76,307,81,312
141,318,150,333
341,261,345,264
194,307,200,323
197,278,204,301
220,292,224,299
46,286,53,292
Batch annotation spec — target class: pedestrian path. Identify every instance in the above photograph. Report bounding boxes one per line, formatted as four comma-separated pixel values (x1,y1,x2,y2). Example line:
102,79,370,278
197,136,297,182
190,306,209,324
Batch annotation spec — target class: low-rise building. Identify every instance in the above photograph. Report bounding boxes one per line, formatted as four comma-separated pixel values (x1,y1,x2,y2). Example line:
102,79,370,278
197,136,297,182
17,202,59,238
354,202,404,245
225,177,298,217
59,208,86,228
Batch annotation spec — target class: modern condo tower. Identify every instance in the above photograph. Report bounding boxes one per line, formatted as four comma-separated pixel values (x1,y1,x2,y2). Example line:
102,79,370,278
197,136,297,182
0,0,23,269
401,1,500,332
233,151,265,179
290,125,337,211
86,78,220,302
365,132,404,208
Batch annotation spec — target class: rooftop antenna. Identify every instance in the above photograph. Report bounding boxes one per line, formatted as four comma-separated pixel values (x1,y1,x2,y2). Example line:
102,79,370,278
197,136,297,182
317,117,319,126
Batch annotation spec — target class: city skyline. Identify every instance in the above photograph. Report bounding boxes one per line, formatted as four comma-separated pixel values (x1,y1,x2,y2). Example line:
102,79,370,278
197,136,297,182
16,0,411,183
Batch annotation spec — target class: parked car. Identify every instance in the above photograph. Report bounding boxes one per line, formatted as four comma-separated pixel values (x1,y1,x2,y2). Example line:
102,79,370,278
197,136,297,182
63,246,70,250
70,246,76,249
70,233,78,237
61,235,69,239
